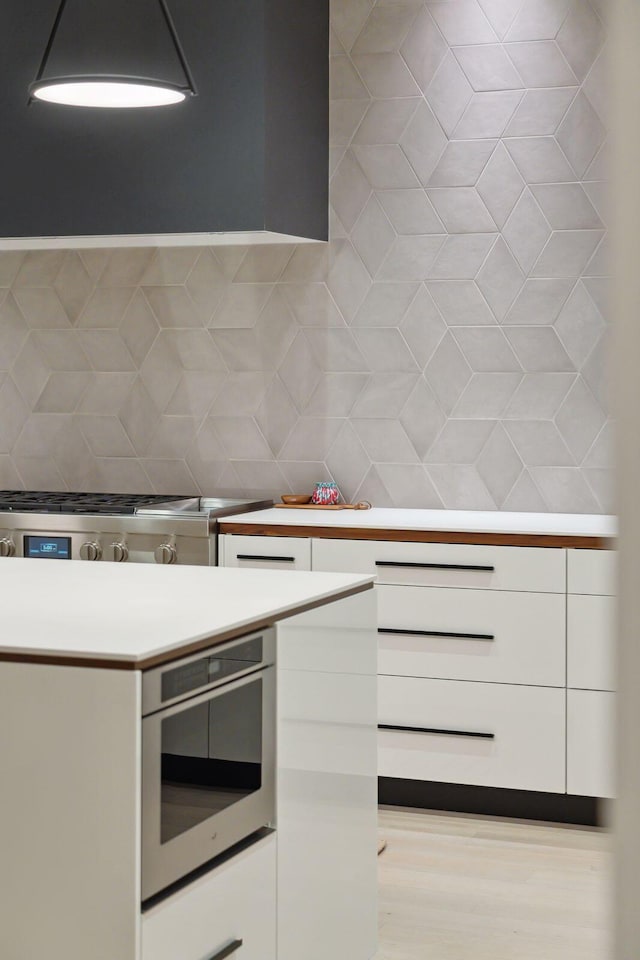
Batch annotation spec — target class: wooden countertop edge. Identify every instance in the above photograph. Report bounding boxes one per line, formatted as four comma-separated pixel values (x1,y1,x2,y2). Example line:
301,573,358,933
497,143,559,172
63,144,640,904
219,522,614,550
0,580,374,671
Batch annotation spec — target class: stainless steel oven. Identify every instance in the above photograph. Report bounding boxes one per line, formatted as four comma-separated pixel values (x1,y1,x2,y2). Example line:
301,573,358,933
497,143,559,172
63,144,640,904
141,628,276,901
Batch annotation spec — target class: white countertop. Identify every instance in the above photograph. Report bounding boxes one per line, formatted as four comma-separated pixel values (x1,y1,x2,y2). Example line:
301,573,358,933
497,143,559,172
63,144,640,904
0,559,372,664
220,507,617,539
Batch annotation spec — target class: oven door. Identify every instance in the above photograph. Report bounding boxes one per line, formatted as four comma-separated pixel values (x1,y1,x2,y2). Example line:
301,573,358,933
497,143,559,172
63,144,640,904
141,666,275,901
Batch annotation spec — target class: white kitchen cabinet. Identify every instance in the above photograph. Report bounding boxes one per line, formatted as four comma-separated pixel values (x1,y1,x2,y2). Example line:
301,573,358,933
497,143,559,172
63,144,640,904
567,594,616,691
568,549,616,596
567,690,615,798
276,591,378,960
378,676,566,793
378,584,565,687
0,662,141,960
566,549,616,799
221,535,311,571
142,835,276,960
223,527,617,802
312,538,565,593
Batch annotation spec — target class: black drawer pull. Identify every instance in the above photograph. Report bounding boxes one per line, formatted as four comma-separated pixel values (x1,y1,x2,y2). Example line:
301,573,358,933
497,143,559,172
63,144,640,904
207,939,243,960
378,627,495,642
236,554,295,563
378,723,495,740
375,561,495,572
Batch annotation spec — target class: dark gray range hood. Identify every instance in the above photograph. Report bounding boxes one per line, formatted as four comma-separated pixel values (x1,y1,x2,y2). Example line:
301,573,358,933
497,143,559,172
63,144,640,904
0,0,329,247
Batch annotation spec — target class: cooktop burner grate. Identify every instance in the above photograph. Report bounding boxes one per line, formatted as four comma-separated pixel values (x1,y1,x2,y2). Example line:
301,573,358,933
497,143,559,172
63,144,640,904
0,491,193,516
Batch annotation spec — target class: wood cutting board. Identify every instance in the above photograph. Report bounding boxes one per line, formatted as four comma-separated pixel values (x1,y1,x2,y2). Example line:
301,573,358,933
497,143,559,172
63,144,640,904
275,502,372,510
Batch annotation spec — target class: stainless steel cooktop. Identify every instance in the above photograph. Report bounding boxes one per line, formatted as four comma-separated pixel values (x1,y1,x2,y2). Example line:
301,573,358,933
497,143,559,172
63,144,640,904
0,491,198,515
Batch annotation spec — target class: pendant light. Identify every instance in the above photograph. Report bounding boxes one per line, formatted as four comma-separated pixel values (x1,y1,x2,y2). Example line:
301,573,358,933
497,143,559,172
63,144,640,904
29,0,197,109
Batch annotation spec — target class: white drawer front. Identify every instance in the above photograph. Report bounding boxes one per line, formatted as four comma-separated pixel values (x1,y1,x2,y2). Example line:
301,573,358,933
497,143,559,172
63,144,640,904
312,538,565,593
142,834,276,960
378,676,566,793
378,585,565,687
221,534,311,571
568,595,616,691
568,549,616,595
567,690,615,798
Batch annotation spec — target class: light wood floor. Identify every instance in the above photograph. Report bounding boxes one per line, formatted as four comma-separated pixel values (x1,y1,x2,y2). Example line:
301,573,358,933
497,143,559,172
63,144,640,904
376,806,611,960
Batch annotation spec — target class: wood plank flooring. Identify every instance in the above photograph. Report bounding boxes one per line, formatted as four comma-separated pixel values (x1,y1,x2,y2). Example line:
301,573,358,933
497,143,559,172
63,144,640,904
376,806,611,960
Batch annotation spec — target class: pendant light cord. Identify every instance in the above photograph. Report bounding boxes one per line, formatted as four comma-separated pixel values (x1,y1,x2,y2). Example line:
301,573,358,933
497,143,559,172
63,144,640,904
157,0,198,96
29,0,68,102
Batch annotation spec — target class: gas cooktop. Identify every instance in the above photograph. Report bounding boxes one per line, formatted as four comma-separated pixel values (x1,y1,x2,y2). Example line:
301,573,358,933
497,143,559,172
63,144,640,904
0,492,272,565
0,491,198,516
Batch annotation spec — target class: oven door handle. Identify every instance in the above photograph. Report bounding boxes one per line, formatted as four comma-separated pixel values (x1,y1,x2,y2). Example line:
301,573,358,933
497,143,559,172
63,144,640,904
207,939,243,960
142,627,277,717
143,660,272,721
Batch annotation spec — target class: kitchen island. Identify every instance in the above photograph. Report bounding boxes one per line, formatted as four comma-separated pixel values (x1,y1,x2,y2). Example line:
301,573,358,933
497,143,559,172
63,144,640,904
0,559,377,960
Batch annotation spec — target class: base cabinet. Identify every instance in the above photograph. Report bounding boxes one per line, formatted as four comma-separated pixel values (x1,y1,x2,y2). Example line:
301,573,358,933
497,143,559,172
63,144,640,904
566,550,617,800
568,595,616,691
221,533,617,805
142,836,276,960
567,690,615,799
379,676,566,793
568,549,616,596
277,592,378,960
222,535,311,571
378,584,565,687
312,538,566,592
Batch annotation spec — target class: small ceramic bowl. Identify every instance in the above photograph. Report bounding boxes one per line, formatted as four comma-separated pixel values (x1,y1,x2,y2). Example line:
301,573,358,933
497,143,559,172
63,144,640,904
281,494,312,505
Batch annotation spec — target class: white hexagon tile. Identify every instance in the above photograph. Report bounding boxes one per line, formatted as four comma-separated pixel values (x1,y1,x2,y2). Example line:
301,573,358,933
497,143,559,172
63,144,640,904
0,0,612,513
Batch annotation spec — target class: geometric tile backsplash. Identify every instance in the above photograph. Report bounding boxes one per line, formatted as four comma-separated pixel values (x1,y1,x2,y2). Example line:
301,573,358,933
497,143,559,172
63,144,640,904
0,0,612,512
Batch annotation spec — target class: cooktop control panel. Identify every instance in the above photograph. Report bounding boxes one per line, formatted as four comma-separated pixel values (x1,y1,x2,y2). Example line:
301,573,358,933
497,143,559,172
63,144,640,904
0,529,211,566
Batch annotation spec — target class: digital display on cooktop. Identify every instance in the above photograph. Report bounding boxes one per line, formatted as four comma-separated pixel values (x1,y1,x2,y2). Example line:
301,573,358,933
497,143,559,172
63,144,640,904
24,536,71,560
